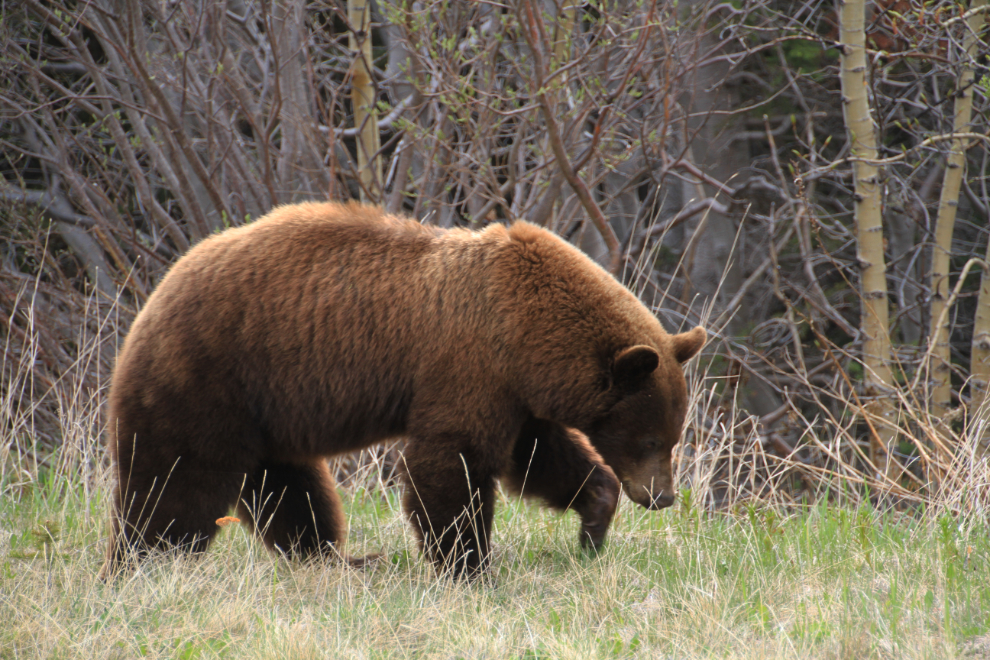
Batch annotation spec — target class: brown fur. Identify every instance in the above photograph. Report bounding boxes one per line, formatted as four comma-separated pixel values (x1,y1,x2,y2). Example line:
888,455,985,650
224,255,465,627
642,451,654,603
102,201,705,578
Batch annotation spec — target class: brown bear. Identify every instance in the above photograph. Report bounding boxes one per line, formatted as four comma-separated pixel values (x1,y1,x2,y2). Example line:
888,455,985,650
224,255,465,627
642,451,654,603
102,201,705,578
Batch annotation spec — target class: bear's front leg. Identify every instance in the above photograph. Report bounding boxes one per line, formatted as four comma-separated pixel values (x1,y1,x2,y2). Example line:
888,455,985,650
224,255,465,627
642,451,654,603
401,441,496,579
503,417,620,552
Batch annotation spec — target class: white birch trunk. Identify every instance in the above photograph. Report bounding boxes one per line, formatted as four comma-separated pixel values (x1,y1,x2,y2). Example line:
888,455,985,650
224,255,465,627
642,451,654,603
349,0,382,202
837,0,895,469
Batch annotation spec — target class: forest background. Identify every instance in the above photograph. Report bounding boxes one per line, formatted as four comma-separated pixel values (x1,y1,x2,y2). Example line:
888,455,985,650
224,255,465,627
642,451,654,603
2,0,990,521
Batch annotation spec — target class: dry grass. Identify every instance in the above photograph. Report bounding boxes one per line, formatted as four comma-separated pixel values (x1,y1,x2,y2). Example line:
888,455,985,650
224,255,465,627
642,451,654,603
1,455,988,659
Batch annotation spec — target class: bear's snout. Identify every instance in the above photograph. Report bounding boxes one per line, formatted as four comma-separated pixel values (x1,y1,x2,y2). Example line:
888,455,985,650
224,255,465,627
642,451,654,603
646,490,675,510
619,452,676,511
621,480,675,510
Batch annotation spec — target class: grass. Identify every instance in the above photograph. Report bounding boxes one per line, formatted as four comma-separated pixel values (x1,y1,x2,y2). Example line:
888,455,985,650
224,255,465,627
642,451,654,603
2,455,989,659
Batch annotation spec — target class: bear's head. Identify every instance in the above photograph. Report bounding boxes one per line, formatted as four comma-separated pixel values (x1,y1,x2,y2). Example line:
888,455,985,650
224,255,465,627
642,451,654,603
584,326,706,510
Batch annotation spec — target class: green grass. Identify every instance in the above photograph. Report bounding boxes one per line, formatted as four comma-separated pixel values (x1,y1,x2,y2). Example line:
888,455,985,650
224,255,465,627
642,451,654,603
2,467,989,659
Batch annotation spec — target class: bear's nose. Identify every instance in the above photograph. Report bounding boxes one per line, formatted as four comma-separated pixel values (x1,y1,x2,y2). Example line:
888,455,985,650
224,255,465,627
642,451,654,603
647,491,675,510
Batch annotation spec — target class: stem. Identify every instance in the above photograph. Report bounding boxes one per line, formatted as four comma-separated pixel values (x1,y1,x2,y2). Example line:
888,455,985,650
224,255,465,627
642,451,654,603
349,0,382,202
837,0,894,469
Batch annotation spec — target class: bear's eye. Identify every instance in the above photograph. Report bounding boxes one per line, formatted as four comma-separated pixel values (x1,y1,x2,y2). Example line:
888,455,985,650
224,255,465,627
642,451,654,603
645,440,658,451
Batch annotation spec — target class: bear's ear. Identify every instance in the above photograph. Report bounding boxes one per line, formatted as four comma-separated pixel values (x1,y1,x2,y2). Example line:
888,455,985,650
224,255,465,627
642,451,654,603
612,345,660,385
672,326,706,364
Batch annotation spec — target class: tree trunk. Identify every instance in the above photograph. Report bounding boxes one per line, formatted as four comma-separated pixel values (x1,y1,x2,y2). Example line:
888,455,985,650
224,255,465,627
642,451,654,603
349,0,382,202
837,0,895,470
960,0,990,448
274,0,330,202
377,1,423,214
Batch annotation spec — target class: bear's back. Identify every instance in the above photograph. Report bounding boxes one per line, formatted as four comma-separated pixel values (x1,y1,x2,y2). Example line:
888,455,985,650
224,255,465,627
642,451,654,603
111,203,508,453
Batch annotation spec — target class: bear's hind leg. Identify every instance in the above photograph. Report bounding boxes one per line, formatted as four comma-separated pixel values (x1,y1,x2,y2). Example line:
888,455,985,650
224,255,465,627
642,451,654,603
503,418,620,552
236,459,356,563
102,469,246,578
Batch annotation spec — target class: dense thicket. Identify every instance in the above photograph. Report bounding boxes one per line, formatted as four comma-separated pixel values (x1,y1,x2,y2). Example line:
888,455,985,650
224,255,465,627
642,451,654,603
1,0,988,502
